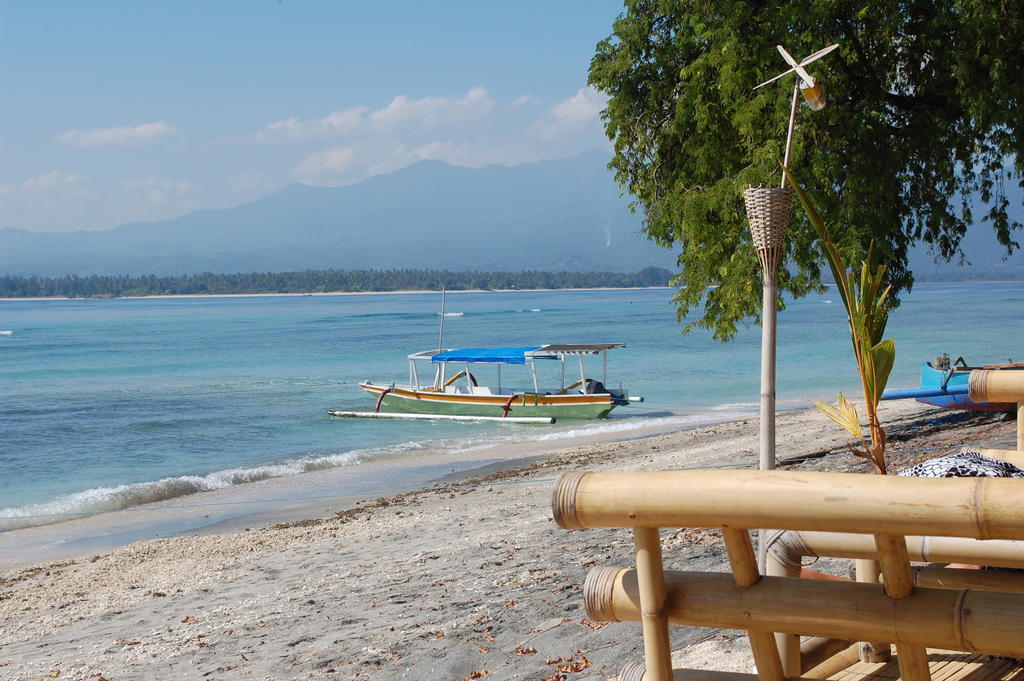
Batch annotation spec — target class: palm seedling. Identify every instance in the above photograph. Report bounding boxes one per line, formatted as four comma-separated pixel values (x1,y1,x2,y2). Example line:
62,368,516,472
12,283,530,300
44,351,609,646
782,165,895,474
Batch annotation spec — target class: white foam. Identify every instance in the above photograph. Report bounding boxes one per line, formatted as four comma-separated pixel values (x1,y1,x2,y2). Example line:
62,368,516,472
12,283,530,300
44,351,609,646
0,330,12,335
442,410,743,455
441,312,464,317
0,449,366,531
709,401,759,411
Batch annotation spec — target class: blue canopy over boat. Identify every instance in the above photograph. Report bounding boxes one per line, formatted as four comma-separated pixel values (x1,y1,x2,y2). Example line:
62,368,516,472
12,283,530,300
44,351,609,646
431,347,548,364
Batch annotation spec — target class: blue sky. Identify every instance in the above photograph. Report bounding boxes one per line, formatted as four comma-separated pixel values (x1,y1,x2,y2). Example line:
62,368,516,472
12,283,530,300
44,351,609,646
0,1,624,231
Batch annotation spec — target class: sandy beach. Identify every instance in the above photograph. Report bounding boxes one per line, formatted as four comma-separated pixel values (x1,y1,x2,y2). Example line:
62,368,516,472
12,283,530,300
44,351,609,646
0,401,1015,681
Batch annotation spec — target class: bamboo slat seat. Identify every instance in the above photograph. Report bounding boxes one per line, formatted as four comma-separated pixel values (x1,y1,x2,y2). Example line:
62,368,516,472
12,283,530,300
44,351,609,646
612,652,1024,681
551,469,1024,681
831,651,1024,681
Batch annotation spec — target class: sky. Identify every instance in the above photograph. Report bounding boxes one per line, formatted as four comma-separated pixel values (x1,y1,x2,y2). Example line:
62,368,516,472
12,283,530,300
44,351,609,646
0,1,625,232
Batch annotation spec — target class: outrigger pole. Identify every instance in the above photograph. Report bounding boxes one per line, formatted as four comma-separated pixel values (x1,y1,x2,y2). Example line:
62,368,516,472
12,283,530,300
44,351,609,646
327,410,555,424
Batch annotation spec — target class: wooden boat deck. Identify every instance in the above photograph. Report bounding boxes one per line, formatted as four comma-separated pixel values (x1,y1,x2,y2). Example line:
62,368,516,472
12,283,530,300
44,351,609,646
831,651,1023,681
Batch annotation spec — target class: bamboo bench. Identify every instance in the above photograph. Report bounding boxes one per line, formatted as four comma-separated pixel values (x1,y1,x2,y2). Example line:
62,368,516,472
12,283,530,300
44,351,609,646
552,468,1024,681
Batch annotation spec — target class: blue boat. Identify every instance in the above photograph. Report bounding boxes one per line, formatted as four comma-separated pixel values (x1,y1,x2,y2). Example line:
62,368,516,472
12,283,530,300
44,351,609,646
913,355,1020,412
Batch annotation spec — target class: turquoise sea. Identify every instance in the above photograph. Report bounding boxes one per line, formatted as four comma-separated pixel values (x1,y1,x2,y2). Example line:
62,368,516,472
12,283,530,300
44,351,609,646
1,284,1022,559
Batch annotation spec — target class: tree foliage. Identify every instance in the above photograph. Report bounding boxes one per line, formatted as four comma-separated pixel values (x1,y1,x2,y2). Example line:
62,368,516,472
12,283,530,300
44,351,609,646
0,267,672,299
589,0,1024,339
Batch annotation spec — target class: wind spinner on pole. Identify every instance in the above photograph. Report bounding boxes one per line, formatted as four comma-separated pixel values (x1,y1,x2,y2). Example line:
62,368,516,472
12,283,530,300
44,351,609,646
746,41,838,572
745,43,839,278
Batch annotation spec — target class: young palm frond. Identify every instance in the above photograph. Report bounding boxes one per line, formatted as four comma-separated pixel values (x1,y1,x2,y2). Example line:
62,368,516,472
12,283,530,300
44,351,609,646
782,164,895,474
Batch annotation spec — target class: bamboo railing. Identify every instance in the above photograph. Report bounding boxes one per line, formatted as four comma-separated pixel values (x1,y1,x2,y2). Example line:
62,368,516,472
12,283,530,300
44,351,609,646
552,468,1024,681
970,369,1024,457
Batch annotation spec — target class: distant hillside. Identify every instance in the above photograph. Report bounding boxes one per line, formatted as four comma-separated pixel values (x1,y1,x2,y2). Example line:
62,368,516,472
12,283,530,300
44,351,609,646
3,150,1022,280
0,151,675,276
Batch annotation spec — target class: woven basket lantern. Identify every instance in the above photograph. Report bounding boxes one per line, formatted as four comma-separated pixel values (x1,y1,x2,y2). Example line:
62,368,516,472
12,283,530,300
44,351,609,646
744,186,794,275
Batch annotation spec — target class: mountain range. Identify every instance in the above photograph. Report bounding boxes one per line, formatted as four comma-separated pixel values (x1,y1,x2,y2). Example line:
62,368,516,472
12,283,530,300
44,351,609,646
1,150,1021,279
0,151,674,276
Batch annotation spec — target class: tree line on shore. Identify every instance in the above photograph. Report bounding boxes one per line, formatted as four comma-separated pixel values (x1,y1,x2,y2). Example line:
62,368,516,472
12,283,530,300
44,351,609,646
0,267,673,298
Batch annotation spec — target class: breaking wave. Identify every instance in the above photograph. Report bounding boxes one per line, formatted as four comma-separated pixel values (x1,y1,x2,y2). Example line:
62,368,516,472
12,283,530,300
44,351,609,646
0,449,368,531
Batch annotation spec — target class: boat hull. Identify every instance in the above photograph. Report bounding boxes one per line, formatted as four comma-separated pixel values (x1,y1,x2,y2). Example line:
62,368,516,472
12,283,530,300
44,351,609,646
915,362,1015,412
359,382,617,419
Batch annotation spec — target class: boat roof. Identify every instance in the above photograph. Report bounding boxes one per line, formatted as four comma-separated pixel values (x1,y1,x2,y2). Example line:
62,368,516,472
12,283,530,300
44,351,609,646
430,347,546,364
410,343,626,365
529,343,625,356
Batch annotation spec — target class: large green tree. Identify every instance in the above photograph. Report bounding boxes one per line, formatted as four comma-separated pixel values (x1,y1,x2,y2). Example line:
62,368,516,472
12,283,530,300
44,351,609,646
590,0,1024,339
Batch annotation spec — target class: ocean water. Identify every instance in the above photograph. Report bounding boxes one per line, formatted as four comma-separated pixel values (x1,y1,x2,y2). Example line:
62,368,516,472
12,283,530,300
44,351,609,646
1,283,1022,540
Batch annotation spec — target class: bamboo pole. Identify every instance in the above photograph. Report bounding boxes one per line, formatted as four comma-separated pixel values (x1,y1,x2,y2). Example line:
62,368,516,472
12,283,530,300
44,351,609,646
912,566,1024,592
764,552,801,675
873,534,930,681
799,638,856,677
583,568,1024,657
757,277,777,574
874,534,915,598
801,642,860,679
723,529,785,681
767,530,1024,569
969,369,1024,403
969,369,1024,452
552,470,1024,540
634,527,673,681
854,559,890,662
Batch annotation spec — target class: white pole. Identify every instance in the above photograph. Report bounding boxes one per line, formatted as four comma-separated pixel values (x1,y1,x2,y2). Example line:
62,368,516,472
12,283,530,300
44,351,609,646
780,81,800,188
437,286,446,353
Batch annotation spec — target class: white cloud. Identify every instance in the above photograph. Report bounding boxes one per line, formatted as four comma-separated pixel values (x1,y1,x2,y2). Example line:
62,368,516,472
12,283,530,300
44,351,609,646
58,122,176,149
19,169,90,192
258,107,369,142
0,170,96,230
512,94,541,107
122,176,192,206
532,86,607,141
292,146,357,185
0,169,92,202
368,86,494,131
258,87,494,142
260,86,609,187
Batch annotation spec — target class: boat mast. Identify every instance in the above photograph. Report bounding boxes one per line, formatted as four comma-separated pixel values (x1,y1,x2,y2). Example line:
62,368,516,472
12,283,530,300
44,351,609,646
435,286,447,388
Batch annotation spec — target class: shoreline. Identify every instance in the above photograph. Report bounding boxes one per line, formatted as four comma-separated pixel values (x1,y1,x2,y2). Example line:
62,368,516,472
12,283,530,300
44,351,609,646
0,405,757,571
0,285,671,303
3,279,1021,304
1,401,1014,680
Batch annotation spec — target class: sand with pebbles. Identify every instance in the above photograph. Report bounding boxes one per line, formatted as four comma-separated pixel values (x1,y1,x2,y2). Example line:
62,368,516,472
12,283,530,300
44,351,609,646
0,401,1013,681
